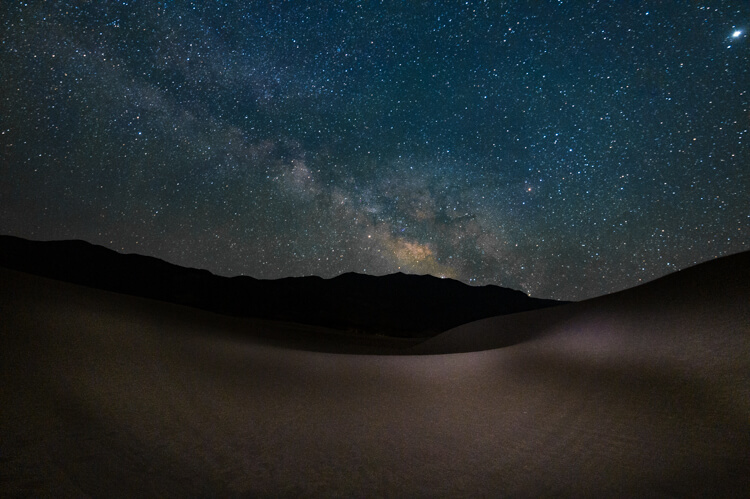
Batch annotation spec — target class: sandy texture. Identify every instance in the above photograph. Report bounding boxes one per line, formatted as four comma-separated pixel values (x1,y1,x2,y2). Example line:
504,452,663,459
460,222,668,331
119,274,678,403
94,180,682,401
1,256,749,496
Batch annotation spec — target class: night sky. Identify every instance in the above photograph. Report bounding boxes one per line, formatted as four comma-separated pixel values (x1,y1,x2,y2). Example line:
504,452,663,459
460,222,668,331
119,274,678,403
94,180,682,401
1,1,748,300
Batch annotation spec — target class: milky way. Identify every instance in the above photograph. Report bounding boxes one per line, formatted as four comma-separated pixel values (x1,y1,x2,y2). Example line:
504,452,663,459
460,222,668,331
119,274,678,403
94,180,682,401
1,2,748,299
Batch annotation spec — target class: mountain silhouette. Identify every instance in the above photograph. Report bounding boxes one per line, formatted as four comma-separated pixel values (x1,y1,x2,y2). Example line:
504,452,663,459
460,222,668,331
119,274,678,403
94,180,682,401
0,235,564,337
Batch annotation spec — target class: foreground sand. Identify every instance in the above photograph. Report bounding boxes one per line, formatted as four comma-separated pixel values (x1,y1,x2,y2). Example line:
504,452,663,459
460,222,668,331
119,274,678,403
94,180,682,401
1,255,749,496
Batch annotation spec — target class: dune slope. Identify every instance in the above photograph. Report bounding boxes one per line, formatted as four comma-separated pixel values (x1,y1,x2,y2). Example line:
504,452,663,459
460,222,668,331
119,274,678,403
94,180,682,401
1,254,749,496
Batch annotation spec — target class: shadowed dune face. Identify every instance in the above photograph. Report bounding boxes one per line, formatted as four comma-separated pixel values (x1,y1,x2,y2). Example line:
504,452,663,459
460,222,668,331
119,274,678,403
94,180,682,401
1,253,749,496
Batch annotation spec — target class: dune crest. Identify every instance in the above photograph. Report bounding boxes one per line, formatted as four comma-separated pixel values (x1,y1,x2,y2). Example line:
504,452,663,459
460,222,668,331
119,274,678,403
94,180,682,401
411,250,750,354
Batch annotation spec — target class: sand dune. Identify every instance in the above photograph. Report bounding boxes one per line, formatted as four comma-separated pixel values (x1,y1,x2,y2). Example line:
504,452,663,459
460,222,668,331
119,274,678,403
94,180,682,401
1,254,749,496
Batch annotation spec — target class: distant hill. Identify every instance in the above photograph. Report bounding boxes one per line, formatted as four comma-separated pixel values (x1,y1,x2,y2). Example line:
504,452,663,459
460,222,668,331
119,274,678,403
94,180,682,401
0,235,564,337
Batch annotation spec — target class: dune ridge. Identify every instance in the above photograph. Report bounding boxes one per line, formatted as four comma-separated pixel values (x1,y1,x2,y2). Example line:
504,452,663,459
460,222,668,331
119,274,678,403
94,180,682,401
411,249,750,354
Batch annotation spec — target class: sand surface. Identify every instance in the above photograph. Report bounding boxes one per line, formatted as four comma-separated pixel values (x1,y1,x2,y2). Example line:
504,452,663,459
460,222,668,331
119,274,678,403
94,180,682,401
1,259,749,496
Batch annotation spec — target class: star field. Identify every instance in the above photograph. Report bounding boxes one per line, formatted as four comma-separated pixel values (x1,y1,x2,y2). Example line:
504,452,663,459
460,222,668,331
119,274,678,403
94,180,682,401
1,1,748,300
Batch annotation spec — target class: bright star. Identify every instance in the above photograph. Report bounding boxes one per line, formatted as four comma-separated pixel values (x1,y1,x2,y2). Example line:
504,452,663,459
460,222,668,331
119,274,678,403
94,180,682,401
732,30,742,38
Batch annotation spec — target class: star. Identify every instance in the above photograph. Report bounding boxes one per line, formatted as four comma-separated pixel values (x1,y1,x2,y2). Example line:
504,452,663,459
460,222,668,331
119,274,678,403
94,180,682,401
731,30,743,38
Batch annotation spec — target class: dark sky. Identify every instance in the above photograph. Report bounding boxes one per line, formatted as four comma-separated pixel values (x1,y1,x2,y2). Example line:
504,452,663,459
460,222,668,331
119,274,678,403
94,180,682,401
1,1,748,300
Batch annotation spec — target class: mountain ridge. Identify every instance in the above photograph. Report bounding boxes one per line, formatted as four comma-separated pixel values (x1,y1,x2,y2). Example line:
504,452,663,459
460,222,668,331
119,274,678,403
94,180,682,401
0,234,564,337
